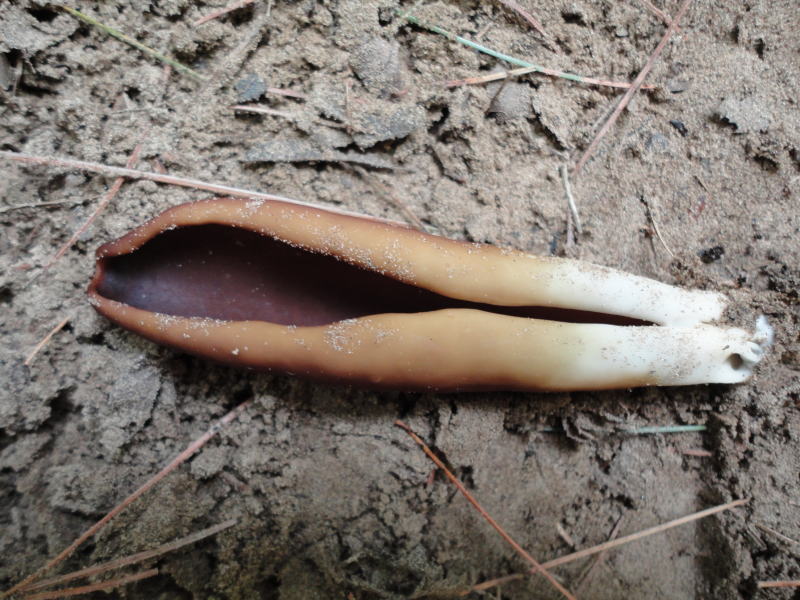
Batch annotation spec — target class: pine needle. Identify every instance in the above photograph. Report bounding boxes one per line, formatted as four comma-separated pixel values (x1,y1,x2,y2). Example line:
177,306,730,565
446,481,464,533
20,569,158,600
625,424,705,434
19,520,236,593
492,0,549,40
399,11,645,90
572,0,692,175
1,401,252,598
467,498,748,593
395,420,577,600
757,581,800,589
60,6,205,81
193,0,257,26
24,316,70,366
0,151,406,225
446,64,653,90
41,140,144,272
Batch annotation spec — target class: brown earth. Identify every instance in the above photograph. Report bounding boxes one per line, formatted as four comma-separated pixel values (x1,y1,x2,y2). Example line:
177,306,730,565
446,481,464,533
1,1,798,598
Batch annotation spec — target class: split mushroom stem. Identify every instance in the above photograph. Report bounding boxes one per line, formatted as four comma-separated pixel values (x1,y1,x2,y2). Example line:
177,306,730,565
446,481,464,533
88,197,769,392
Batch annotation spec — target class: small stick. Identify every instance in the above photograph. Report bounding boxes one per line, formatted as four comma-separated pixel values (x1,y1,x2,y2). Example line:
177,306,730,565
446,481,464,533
1,401,252,598
624,424,705,435
757,581,800,589
265,87,307,101
681,448,712,457
42,141,144,272
0,199,85,213
60,7,205,81
446,65,654,90
230,105,346,129
565,206,575,248
344,80,354,137
572,0,692,176
20,569,158,600
399,12,646,91
0,151,405,225
560,164,582,236
20,520,236,593
493,0,548,40
555,523,575,548
640,0,674,26
575,516,623,593
193,0,257,26
466,498,748,593
641,196,675,258
474,22,494,41
395,420,577,600
754,523,800,546
24,316,70,366
230,104,295,119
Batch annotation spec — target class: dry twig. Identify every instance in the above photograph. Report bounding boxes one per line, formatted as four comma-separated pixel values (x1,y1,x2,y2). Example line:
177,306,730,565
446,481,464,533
560,164,582,238
0,199,84,213
640,0,674,26
681,448,713,457
24,316,70,367
231,104,294,119
641,196,675,258
556,523,576,548
395,421,576,600
446,65,654,90
492,0,549,40
757,580,800,589
193,0,257,26
754,523,800,546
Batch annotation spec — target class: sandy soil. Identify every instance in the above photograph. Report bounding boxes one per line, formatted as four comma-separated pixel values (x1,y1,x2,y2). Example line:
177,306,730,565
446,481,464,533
1,0,798,598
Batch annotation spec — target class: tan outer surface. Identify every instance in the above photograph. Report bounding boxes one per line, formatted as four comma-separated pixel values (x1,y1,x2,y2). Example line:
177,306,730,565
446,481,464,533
88,294,659,391
95,198,727,327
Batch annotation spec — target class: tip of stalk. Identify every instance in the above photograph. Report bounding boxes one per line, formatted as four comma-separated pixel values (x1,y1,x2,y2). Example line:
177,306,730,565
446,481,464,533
754,315,774,349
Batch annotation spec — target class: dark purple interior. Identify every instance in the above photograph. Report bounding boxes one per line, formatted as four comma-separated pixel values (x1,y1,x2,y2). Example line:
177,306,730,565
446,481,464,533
96,225,647,327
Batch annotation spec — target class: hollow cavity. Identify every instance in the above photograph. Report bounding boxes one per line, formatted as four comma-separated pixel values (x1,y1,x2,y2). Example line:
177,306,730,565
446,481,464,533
96,225,650,327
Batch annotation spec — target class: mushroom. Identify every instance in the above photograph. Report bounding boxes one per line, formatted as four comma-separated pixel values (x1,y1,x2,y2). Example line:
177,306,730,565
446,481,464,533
88,197,770,391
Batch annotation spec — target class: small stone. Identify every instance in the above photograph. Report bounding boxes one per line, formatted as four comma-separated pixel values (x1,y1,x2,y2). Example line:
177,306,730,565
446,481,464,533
353,104,425,148
350,37,404,95
487,75,531,121
699,245,725,263
234,73,267,102
191,446,228,479
645,133,670,153
781,346,800,370
666,79,689,93
669,119,688,137
717,96,772,133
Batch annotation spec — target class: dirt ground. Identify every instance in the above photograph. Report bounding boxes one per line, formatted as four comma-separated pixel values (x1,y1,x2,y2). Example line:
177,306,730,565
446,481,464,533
1,0,798,598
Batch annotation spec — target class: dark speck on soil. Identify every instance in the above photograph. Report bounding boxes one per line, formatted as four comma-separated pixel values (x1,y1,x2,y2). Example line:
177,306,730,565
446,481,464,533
699,245,725,263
